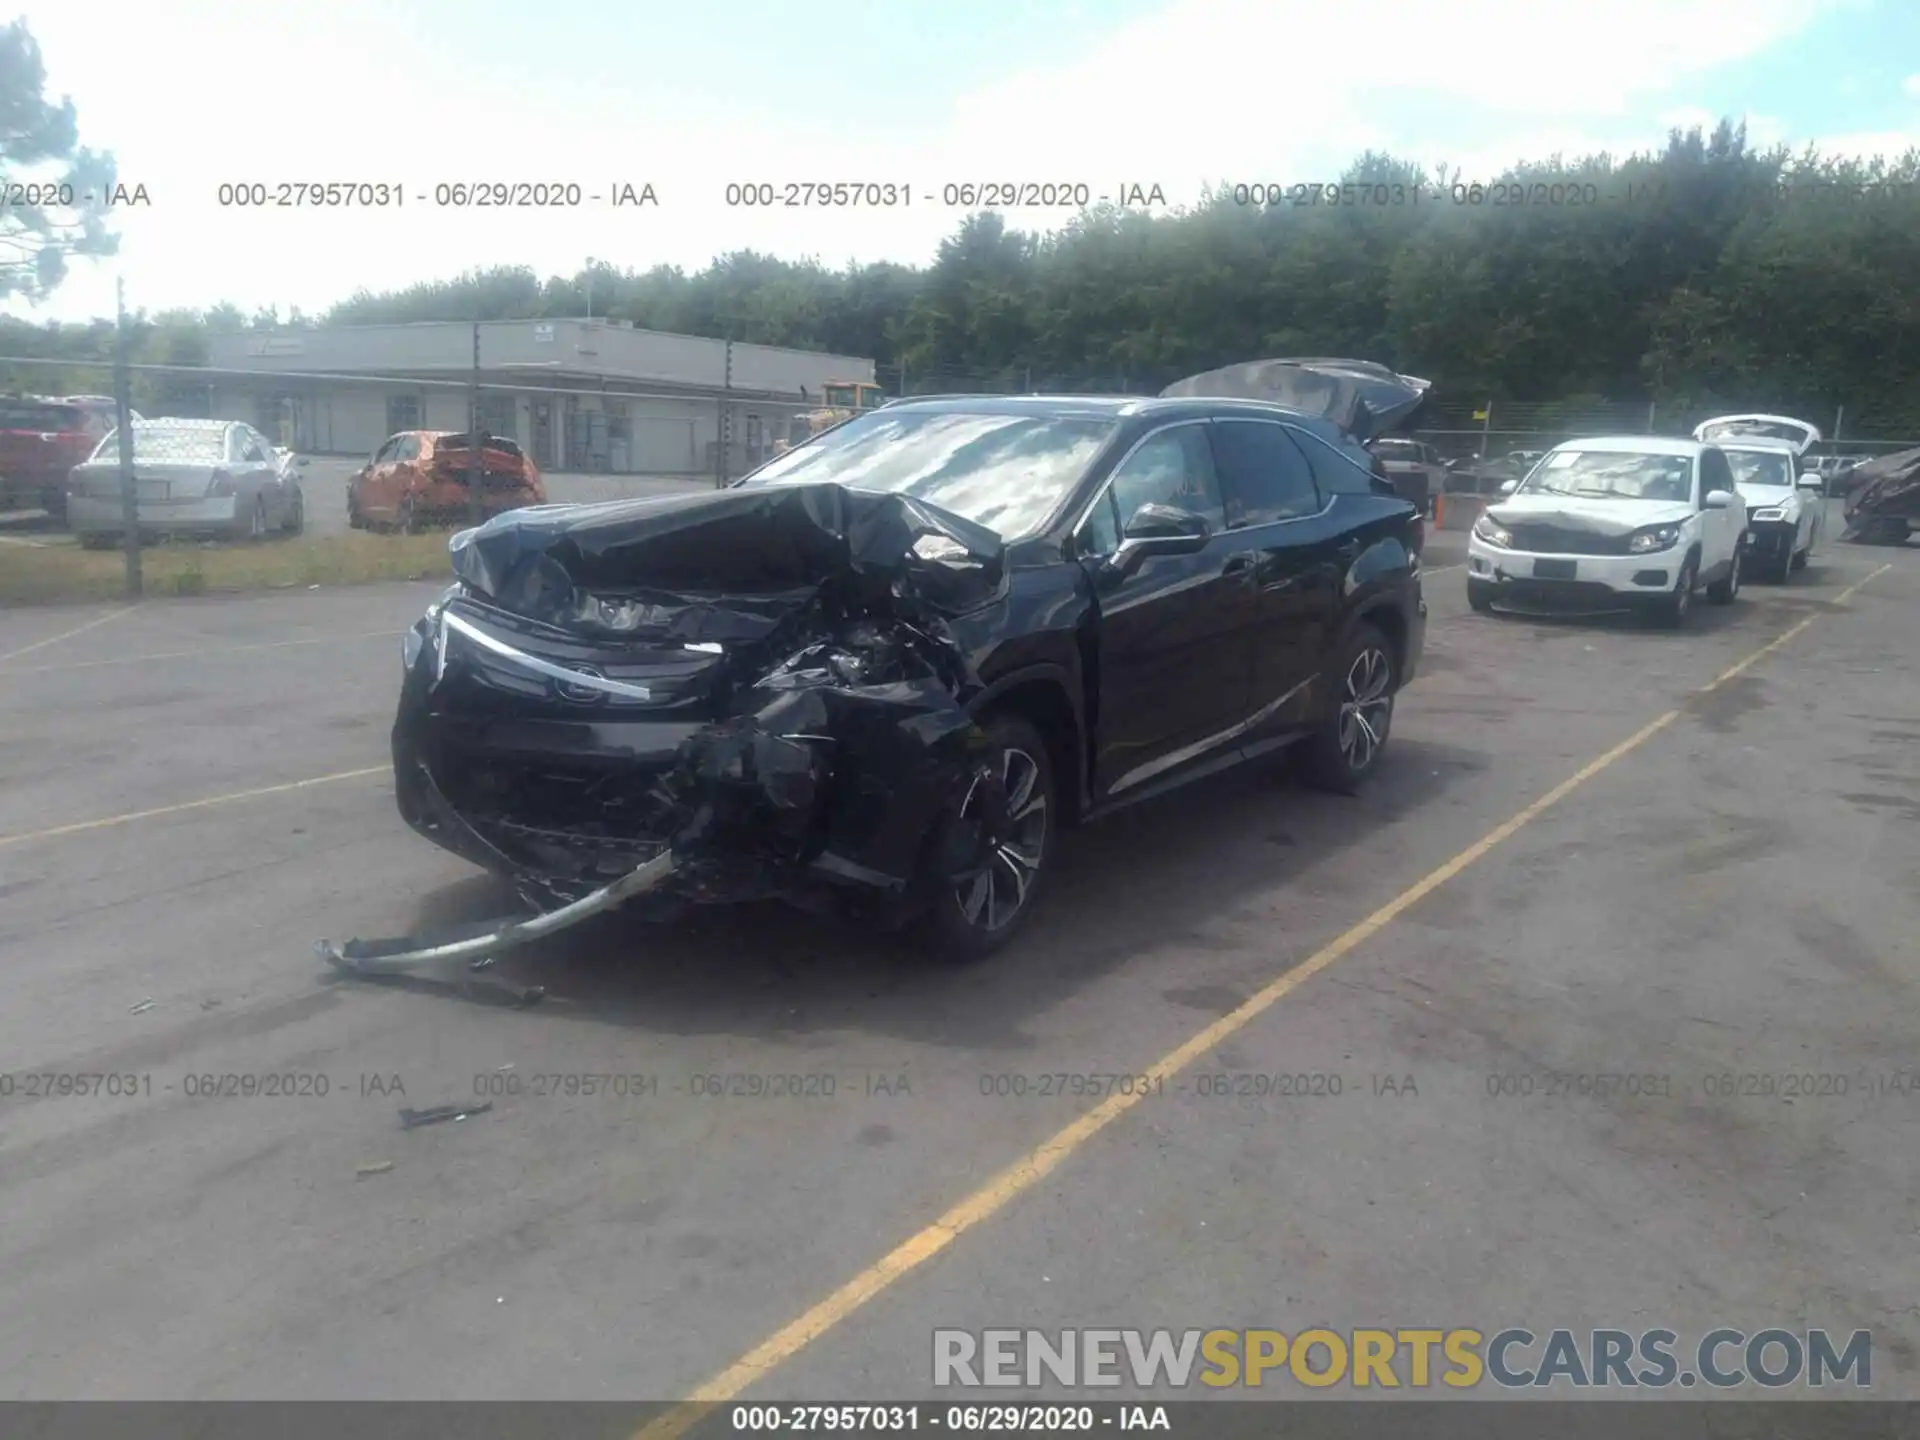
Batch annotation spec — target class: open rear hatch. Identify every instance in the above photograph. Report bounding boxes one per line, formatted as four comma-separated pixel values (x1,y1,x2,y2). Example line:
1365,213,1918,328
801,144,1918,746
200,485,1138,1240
1692,414,1822,457
1160,358,1432,443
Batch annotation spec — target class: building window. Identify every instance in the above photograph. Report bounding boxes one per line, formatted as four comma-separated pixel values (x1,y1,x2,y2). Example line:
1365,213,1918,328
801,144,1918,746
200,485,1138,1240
476,392,516,441
387,394,421,433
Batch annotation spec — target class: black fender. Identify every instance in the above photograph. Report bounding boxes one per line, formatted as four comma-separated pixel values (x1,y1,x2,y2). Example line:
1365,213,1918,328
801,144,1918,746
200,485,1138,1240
967,662,1091,822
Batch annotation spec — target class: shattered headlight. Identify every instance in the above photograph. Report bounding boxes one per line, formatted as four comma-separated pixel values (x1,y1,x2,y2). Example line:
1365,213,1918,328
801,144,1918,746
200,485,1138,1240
402,585,461,673
1629,524,1683,553
1473,514,1513,548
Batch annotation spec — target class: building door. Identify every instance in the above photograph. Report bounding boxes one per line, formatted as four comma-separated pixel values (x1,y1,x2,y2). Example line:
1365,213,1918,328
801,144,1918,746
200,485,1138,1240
531,401,555,469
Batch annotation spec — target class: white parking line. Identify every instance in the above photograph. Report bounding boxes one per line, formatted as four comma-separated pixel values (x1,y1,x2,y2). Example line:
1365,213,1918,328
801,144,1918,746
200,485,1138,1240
0,604,142,665
0,629,405,676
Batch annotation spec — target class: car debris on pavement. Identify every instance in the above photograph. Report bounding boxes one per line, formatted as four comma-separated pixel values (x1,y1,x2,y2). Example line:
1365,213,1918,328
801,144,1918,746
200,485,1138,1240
398,1102,494,1130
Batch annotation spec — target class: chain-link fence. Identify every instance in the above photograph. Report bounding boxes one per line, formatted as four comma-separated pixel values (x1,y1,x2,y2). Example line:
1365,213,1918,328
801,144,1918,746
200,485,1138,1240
7,326,1915,600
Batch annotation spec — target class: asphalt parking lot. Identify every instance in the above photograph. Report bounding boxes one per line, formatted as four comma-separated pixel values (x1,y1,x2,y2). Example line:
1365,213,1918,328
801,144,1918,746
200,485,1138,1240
1,512,1916,1411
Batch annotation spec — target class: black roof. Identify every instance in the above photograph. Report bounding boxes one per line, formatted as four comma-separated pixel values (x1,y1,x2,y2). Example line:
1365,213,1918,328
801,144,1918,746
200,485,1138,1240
875,393,1345,427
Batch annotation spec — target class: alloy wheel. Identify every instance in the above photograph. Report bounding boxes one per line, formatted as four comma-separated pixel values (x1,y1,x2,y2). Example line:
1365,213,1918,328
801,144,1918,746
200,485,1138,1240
1338,646,1394,773
953,745,1048,933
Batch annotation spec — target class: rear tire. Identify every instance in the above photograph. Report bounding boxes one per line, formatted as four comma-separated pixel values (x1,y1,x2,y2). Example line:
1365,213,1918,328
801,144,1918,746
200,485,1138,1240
1790,545,1808,571
282,491,305,535
1293,622,1397,795
916,712,1055,963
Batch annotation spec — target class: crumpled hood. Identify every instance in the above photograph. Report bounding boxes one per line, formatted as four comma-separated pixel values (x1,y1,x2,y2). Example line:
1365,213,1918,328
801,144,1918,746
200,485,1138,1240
1160,358,1430,442
446,482,1006,638
1485,493,1694,535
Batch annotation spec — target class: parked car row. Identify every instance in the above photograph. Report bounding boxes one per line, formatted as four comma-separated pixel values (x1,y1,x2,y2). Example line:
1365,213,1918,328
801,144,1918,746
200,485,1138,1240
1464,414,1834,624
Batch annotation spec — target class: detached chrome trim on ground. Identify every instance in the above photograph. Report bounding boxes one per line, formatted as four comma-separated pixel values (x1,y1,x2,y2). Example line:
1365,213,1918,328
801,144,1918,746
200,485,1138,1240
315,850,681,988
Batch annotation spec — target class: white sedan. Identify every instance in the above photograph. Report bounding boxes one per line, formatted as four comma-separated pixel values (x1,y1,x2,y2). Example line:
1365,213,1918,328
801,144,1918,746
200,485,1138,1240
66,418,307,546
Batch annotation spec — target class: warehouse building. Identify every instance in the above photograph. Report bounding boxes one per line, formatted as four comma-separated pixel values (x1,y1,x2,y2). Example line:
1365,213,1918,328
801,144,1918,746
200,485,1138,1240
203,320,878,476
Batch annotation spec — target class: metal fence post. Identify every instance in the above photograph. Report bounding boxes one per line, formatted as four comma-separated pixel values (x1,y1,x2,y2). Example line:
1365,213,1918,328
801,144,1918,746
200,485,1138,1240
468,321,482,529
716,337,733,489
114,277,141,597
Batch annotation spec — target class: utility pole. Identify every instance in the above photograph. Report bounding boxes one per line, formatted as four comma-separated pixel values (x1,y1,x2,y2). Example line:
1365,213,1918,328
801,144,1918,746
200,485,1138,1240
468,320,483,528
585,258,595,323
1833,405,1844,443
1477,401,1493,459
114,277,141,597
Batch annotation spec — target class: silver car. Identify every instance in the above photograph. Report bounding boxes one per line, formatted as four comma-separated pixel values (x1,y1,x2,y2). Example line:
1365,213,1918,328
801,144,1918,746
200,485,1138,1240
67,419,308,547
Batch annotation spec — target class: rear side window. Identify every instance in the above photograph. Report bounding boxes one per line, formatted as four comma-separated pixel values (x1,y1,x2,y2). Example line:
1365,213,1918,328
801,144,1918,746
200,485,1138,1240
1208,420,1322,525
1286,424,1376,496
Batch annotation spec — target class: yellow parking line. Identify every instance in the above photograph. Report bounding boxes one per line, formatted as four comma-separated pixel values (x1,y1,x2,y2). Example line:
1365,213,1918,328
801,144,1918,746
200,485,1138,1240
0,603,141,665
631,563,1890,1440
0,767,388,850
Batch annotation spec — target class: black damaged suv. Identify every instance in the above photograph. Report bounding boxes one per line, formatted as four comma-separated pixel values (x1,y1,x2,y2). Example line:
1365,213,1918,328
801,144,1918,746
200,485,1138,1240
391,368,1430,960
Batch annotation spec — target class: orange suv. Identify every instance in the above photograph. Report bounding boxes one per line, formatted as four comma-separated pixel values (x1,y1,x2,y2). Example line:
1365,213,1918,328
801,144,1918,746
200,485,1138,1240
347,430,546,532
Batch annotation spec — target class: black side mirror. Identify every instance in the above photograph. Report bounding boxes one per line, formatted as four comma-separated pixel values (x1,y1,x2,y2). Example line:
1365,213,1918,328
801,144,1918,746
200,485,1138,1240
1106,503,1211,582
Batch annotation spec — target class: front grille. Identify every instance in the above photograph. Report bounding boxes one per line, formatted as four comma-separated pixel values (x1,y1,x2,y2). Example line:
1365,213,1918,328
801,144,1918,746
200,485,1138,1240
1503,524,1633,556
1493,579,1636,613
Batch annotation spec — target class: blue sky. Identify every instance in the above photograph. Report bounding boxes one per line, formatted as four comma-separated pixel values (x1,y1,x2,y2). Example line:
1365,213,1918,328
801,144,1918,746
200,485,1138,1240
8,0,1919,325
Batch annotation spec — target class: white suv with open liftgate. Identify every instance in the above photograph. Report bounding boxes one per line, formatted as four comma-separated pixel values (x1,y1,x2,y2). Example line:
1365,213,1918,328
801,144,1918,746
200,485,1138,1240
1467,436,1746,626
1691,414,1826,583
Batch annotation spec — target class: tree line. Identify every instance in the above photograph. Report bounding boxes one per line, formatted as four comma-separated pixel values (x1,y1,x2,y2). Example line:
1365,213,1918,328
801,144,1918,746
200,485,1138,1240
6,121,1919,434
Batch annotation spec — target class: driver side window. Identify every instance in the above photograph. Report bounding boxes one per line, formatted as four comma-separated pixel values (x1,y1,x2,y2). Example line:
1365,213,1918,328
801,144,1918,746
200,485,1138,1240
1698,448,1732,505
372,436,399,466
1107,426,1226,536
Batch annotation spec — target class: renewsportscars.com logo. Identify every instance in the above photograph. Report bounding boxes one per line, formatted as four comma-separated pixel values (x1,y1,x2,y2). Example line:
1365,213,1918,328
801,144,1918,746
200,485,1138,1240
932,1328,1872,1390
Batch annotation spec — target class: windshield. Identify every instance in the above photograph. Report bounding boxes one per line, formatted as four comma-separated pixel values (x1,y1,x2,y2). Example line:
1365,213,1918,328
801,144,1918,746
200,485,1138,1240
823,384,858,409
0,401,82,431
1521,449,1696,502
89,424,228,464
741,409,1118,539
1723,449,1793,489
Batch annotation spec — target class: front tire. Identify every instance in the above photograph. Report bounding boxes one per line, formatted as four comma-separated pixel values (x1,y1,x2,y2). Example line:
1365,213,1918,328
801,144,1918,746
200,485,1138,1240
1294,623,1397,795
282,490,305,535
1466,578,1495,613
917,713,1055,963
1650,554,1698,628
1706,545,1741,604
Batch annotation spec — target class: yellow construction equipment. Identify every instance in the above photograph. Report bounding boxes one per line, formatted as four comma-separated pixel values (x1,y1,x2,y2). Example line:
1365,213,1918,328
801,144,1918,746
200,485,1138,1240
775,381,885,454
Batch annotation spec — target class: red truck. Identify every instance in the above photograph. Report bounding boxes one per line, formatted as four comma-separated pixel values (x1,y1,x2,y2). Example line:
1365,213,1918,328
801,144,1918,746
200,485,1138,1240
0,395,135,522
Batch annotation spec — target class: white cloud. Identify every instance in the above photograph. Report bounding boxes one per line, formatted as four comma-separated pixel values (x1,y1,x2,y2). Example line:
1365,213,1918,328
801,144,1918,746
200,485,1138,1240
3,0,1852,324
1903,73,1920,99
